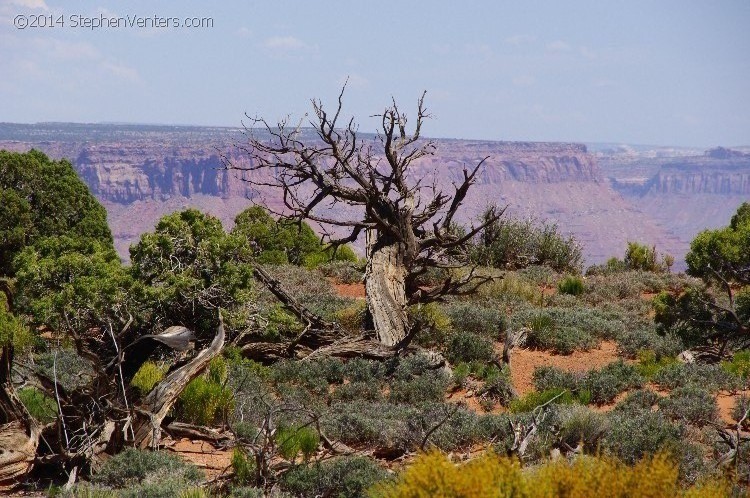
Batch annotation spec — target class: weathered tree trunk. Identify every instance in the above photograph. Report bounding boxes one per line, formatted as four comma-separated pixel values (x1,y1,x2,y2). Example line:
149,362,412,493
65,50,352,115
364,229,409,347
0,346,40,491
129,318,225,448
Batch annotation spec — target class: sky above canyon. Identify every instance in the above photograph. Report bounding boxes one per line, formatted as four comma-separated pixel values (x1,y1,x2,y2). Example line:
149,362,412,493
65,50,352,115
1,0,748,147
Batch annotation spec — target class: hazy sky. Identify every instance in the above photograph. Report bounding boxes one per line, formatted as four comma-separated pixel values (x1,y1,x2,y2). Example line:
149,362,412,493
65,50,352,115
1,0,748,146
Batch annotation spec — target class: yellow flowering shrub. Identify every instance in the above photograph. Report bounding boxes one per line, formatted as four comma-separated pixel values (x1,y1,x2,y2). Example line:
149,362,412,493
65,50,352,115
369,451,730,498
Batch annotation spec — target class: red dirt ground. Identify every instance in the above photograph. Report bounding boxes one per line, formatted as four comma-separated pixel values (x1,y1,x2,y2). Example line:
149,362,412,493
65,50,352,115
168,439,232,480
716,389,750,426
329,278,366,299
501,340,624,394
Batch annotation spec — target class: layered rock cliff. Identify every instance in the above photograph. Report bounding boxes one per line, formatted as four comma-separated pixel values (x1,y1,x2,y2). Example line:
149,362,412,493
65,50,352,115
0,123,709,266
644,156,750,196
602,147,750,267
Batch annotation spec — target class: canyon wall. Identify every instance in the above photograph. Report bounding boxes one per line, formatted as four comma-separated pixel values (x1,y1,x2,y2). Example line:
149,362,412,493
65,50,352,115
3,123,745,267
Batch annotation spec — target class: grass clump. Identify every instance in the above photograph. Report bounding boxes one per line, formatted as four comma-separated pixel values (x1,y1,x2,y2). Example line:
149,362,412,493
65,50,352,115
512,306,626,354
130,361,167,395
526,314,596,354
555,405,609,453
721,350,750,385
232,448,255,486
477,365,515,407
276,424,320,461
335,302,367,334
18,386,57,423
177,357,234,425
635,350,679,379
509,388,577,413
557,275,584,296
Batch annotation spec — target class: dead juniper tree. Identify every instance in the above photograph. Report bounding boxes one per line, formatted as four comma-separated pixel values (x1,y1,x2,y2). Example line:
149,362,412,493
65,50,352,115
228,89,503,349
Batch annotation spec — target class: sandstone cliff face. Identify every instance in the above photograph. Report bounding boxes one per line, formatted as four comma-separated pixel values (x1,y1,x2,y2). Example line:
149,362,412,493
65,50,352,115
8,138,600,204
601,147,750,271
0,123,710,266
645,162,750,195
410,142,600,185
606,147,750,197
75,145,239,202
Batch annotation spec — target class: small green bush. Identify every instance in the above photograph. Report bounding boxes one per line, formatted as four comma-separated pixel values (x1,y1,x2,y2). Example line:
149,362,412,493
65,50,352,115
583,361,643,405
118,479,205,498
36,348,94,392
531,324,597,355
603,411,682,464
443,302,505,338
624,242,660,272
617,327,684,360
232,448,255,486
557,275,584,296
332,381,383,402
388,370,450,405
130,361,167,395
342,358,386,383
477,365,515,406
635,350,679,379
61,485,118,497
262,264,352,321
653,363,741,392
410,302,452,346
509,388,576,413
470,215,583,273
533,362,642,406
281,457,388,498
476,272,542,305
261,304,303,341
445,330,495,364
178,358,234,425
272,357,345,397
512,306,626,354
613,389,660,415
721,350,750,384
322,401,421,454
658,386,718,426
91,448,203,488
276,424,320,461
18,386,56,423
323,401,512,454
533,366,580,392
228,488,265,498
452,362,470,388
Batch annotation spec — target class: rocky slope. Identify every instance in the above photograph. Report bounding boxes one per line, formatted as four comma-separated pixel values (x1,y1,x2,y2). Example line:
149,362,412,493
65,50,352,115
1,123,731,266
